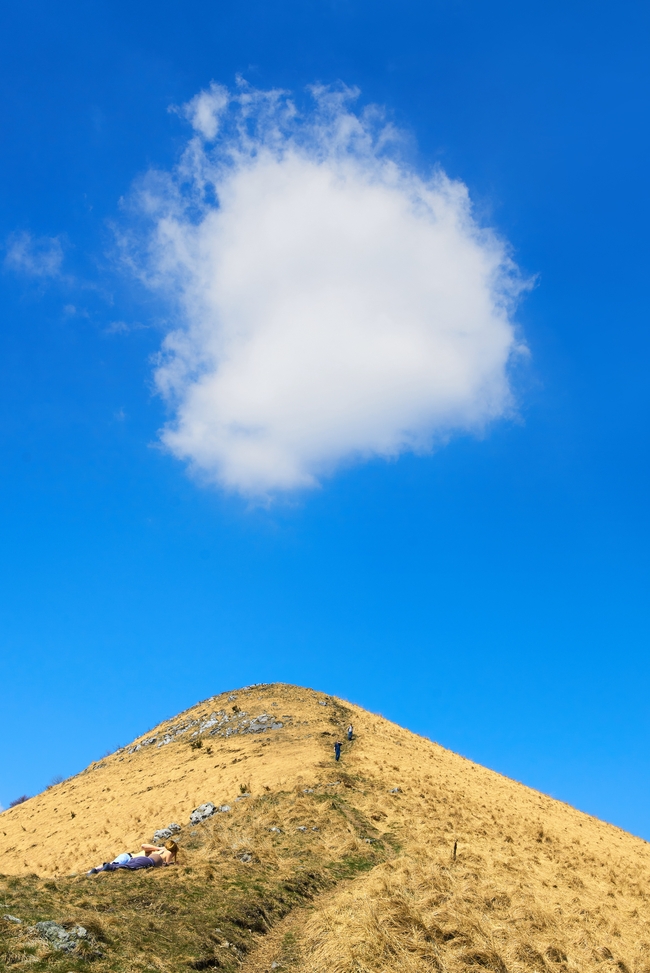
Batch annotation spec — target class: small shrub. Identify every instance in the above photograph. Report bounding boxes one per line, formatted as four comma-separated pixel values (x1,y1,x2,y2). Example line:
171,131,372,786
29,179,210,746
546,946,568,964
9,795,29,807
190,739,203,750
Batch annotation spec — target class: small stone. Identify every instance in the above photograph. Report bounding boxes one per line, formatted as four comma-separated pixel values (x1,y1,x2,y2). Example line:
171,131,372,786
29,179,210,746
390,787,401,793
240,853,252,862
167,822,181,834
218,804,231,813
302,788,314,793
153,828,173,842
296,826,307,832
3,915,21,923
268,826,283,833
271,963,280,969
312,827,319,831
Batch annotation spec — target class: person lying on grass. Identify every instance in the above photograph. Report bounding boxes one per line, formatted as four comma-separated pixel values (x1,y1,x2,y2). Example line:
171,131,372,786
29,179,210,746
87,839,178,874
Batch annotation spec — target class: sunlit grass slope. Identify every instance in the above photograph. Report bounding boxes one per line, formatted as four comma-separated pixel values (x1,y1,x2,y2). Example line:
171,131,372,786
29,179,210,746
1,683,649,972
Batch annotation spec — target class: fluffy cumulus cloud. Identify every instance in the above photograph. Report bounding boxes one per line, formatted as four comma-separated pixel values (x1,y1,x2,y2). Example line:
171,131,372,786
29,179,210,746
134,82,527,496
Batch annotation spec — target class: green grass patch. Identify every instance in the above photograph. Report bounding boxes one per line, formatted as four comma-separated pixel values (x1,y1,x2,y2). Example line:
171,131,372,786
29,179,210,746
326,854,377,880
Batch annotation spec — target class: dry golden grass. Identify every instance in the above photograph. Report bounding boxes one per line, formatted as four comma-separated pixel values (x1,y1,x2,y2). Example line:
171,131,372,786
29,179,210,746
1,682,649,972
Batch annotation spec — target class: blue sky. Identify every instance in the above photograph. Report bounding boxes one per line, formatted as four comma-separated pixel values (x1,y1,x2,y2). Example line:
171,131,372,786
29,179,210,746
1,0,649,839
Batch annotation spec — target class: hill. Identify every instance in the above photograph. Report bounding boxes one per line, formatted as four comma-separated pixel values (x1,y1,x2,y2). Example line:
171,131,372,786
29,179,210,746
1,683,649,972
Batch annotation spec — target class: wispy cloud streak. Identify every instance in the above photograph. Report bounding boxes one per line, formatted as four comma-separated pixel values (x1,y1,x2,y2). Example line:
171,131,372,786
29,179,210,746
5,231,65,278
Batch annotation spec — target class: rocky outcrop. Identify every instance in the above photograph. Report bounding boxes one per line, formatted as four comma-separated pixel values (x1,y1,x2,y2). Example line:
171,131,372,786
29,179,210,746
125,710,285,754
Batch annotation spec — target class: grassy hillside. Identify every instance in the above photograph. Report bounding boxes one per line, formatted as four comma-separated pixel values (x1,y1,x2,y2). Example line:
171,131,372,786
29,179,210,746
1,683,649,972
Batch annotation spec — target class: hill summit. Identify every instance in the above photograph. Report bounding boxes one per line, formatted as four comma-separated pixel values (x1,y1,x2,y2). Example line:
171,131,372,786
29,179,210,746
1,683,649,972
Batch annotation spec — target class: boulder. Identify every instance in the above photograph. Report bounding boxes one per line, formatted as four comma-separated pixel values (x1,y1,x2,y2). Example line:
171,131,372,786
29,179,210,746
153,821,182,841
190,803,217,825
35,921,87,952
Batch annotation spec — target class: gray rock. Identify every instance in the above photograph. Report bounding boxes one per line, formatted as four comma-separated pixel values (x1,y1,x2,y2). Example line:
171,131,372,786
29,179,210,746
268,826,283,833
167,822,181,834
153,828,173,842
35,920,87,952
190,802,217,824
390,787,401,793
296,826,307,832
3,914,21,923
240,853,252,862
303,788,314,793
243,713,284,734
217,804,231,813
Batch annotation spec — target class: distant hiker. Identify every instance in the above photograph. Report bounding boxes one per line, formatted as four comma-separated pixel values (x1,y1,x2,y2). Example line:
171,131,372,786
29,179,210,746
87,839,178,875
347,724,353,741
334,741,342,761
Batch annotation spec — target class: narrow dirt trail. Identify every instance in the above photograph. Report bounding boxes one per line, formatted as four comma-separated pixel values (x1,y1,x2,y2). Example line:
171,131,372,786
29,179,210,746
240,875,354,973
241,907,308,973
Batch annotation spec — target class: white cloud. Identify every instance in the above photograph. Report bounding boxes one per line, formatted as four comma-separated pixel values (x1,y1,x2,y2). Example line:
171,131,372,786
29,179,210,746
105,320,131,334
5,231,64,278
133,82,528,496
181,81,229,141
